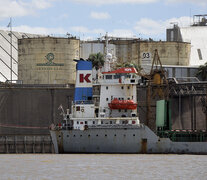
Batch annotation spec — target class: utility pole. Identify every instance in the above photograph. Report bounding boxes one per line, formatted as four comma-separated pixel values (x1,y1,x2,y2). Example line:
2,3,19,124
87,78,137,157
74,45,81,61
8,17,12,82
10,18,12,82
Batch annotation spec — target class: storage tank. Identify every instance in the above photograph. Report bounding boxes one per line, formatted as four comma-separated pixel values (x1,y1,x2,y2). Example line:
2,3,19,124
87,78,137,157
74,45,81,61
139,41,191,66
18,37,80,84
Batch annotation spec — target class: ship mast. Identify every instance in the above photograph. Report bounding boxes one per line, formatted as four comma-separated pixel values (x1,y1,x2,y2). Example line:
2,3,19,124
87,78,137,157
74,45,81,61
104,32,113,72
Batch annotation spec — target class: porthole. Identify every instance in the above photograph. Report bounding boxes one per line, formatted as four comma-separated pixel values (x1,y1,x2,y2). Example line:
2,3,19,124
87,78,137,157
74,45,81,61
114,134,116,137
96,134,98,137
73,135,76,137
105,134,107,137
80,135,82,137
67,135,69,137
133,134,135,137
88,134,90,137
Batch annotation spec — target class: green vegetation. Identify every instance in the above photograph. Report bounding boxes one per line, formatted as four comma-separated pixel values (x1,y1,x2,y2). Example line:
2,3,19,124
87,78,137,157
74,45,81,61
88,52,105,70
196,62,207,81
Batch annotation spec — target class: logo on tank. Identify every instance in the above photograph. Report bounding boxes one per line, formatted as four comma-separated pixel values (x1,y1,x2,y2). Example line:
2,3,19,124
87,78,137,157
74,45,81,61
36,53,64,66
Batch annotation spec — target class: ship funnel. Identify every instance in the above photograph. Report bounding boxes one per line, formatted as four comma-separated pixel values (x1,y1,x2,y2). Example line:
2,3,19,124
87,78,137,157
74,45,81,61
74,59,92,102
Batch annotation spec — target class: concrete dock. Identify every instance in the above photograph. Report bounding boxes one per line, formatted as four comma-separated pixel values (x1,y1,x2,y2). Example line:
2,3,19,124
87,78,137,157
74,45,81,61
0,135,54,153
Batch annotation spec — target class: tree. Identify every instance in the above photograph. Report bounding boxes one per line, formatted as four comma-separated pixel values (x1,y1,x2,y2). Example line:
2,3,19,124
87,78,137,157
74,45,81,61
88,52,105,70
196,62,207,81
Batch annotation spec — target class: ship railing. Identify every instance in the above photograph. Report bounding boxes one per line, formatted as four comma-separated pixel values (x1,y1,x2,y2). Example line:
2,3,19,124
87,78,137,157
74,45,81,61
70,117,139,121
87,124,144,129
74,100,94,104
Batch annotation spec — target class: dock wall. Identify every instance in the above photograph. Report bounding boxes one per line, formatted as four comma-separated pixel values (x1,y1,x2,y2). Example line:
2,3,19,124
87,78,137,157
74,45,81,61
0,135,53,153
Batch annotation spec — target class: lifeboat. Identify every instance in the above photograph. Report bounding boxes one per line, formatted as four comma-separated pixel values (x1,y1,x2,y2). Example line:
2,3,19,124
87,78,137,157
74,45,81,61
108,98,137,110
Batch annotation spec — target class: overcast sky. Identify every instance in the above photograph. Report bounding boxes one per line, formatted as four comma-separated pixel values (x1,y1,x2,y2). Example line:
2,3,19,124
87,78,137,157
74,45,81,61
0,0,207,40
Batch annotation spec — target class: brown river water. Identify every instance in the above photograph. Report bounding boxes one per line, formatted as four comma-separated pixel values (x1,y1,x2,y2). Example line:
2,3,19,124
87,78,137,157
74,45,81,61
0,154,206,180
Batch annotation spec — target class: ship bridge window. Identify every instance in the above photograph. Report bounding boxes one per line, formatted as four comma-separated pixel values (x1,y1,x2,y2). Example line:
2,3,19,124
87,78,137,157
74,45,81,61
114,74,121,79
126,75,131,78
76,106,80,111
106,75,112,79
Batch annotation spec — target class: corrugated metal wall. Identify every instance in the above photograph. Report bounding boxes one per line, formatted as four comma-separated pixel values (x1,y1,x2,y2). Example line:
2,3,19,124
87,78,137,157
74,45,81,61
0,86,74,135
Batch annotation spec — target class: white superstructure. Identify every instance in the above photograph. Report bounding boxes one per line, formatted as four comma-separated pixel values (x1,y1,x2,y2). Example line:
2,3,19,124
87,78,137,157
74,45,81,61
70,64,140,130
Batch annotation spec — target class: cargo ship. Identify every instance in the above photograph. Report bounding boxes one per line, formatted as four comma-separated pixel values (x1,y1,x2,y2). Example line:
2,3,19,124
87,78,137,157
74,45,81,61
50,57,207,154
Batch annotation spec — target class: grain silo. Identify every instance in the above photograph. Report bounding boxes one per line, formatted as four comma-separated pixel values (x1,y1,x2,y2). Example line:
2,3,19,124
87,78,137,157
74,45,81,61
139,41,191,66
18,36,80,84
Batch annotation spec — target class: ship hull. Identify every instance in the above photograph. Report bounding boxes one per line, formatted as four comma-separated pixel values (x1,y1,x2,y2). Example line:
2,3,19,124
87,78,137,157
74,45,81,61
50,125,207,154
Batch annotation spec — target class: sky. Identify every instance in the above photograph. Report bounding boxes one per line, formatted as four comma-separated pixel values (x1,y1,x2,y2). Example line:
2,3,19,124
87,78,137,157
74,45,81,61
0,0,207,40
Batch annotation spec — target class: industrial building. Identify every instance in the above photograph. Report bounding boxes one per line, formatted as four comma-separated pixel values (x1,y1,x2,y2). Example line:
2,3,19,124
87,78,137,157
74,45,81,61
80,38,191,67
166,14,207,66
0,30,44,82
0,30,79,84
0,29,196,84
18,37,80,84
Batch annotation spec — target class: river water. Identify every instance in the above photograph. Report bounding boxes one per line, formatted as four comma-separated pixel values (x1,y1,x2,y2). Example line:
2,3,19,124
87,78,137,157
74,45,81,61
0,154,206,180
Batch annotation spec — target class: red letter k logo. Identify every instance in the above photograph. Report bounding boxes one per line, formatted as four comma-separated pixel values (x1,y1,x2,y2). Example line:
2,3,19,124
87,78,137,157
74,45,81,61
80,74,91,83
